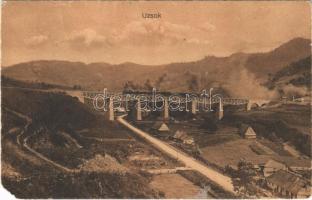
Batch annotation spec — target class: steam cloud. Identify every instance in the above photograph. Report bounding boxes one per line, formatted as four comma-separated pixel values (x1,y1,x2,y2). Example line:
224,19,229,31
279,84,309,97
221,68,279,100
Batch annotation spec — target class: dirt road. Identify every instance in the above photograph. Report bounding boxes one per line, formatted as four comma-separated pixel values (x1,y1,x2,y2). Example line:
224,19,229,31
3,106,78,173
117,115,236,195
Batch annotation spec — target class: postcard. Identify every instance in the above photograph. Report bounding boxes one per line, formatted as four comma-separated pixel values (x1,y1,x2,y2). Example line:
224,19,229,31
1,1,311,199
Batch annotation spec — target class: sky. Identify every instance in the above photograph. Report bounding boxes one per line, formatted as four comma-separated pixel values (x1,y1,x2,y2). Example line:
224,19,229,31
1,1,311,66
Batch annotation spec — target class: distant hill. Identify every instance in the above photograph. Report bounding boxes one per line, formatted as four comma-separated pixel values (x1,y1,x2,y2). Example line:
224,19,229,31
267,57,311,88
244,37,311,78
1,76,76,90
264,57,311,97
2,37,310,98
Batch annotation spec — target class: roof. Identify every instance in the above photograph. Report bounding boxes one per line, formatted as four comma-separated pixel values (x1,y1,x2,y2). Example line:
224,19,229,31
152,121,169,131
174,130,186,138
275,157,311,169
174,130,193,141
245,155,272,166
240,124,256,136
247,157,311,169
152,121,163,129
245,127,256,136
267,170,308,194
265,159,286,169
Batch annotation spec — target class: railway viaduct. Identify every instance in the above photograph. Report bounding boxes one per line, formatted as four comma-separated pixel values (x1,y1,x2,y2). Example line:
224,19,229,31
65,90,270,121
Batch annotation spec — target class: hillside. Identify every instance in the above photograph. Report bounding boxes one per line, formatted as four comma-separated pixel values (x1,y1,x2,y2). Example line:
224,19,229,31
1,83,161,198
265,57,311,97
1,76,76,90
2,37,310,98
224,104,311,157
244,37,311,78
267,57,311,87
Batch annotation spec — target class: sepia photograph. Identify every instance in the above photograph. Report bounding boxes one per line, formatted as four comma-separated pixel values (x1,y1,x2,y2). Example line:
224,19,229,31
1,0,311,199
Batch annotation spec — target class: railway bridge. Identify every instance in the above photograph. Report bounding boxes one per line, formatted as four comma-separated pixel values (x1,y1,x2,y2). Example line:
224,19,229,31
65,90,270,121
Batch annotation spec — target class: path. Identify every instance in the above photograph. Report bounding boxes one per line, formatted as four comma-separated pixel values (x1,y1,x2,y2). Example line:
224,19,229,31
117,115,236,195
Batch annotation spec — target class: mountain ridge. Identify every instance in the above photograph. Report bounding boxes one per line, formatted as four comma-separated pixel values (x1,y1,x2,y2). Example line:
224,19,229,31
2,37,311,98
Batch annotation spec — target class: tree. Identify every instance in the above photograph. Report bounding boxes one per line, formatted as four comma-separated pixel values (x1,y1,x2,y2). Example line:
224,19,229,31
233,159,258,196
144,79,153,91
187,74,199,92
123,81,137,92
73,85,82,90
155,73,167,88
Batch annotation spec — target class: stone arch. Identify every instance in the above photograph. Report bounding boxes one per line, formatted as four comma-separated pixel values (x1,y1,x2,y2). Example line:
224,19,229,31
247,100,270,111
250,103,260,110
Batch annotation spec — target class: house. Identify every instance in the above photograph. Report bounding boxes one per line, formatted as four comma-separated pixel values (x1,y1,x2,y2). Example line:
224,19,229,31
266,170,311,198
239,124,257,139
293,96,310,104
281,96,288,104
276,157,311,172
173,130,194,145
244,155,272,171
152,121,170,132
263,159,287,177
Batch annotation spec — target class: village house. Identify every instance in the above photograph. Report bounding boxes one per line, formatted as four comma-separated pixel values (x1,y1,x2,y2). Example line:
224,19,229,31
152,122,169,131
239,124,257,139
151,121,170,138
173,130,195,145
276,157,311,172
241,156,270,171
266,170,311,198
263,159,287,177
281,96,288,104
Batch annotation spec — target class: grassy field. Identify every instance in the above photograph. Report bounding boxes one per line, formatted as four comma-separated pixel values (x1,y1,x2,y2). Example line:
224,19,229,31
223,104,311,156
149,173,201,198
77,126,133,139
200,139,272,168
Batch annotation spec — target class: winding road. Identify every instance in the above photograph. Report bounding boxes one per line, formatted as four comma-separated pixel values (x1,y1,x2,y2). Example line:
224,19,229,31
3,106,78,173
117,115,236,195
4,105,235,194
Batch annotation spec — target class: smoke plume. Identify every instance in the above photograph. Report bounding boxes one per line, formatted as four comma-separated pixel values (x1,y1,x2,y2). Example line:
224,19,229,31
218,67,279,100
